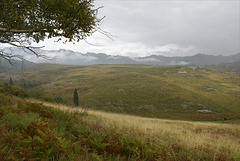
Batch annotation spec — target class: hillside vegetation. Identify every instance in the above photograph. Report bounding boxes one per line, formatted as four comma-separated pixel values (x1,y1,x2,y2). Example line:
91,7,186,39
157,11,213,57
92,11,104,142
0,64,239,122
208,60,240,73
0,82,240,160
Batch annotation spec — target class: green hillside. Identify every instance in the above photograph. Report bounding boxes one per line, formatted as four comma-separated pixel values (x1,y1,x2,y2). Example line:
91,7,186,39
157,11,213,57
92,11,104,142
0,81,240,160
0,64,240,121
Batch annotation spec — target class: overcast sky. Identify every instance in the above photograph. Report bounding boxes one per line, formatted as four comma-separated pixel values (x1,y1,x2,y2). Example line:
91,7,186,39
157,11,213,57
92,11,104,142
38,0,239,57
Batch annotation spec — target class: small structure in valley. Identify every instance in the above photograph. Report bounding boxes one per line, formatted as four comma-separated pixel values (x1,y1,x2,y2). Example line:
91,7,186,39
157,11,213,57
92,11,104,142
197,109,212,113
177,71,188,74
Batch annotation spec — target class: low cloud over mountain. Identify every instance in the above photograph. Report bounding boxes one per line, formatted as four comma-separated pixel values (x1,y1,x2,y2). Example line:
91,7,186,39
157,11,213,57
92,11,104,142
2,47,240,68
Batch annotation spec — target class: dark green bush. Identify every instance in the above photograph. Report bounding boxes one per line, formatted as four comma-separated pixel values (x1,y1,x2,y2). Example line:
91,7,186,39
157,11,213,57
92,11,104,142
0,82,29,98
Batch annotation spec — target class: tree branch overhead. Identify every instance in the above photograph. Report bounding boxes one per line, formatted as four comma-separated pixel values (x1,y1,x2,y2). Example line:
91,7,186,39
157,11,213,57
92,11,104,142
0,0,103,61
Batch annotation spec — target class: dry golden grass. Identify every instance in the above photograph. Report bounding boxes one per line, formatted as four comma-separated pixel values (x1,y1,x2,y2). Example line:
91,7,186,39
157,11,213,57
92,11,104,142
88,110,240,156
30,100,240,158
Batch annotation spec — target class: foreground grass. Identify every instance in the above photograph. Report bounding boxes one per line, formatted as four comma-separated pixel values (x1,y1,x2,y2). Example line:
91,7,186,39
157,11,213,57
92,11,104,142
1,95,157,160
35,101,240,160
0,82,240,160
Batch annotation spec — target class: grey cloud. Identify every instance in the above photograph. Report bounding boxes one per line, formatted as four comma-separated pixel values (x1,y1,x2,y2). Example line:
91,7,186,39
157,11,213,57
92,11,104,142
19,49,99,64
95,0,239,56
135,57,162,63
56,54,98,65
42,51,98,65
107,56,123,60
30,0,240,58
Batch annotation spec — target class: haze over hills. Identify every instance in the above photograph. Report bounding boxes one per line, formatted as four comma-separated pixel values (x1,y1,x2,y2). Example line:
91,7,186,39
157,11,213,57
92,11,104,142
209,60,240,73
0,58,34,73
136,53,240,66
2,47,240,68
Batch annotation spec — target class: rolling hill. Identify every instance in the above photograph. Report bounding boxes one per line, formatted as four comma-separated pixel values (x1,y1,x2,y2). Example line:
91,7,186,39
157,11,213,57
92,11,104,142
0,64,239,122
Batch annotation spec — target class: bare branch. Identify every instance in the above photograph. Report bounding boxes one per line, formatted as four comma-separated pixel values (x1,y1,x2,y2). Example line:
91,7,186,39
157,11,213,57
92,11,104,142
83,39,103,46
0,48,24,65
0,27,42,33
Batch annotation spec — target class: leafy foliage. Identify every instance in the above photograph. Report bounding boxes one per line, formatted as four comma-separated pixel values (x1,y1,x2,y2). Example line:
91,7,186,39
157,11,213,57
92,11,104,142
0,81,28,98
0,93,156,160
0,0,102,60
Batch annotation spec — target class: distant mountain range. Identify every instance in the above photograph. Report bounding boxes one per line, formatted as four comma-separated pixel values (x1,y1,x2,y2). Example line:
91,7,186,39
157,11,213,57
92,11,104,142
40,49,240,67
1,47,240,72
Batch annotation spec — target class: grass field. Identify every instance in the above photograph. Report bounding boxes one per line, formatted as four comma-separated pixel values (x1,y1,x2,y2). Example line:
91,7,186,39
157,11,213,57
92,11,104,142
36,100,240,160
0,80,240,160
1,64,240,122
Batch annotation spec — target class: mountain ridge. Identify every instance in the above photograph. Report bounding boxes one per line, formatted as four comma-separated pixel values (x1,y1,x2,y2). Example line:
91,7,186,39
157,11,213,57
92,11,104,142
1,47,240,71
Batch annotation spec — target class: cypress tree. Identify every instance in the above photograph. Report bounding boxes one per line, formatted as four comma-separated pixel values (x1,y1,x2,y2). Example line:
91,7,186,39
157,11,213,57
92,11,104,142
9,77,13,85
73,88,79,107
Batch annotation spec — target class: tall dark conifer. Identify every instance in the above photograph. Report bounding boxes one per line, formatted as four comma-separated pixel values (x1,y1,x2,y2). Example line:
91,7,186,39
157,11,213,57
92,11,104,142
9,77,13,85
73,88,79,107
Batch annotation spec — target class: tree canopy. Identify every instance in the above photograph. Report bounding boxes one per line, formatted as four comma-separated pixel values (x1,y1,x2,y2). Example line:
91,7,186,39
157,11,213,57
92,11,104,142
0,0,102,61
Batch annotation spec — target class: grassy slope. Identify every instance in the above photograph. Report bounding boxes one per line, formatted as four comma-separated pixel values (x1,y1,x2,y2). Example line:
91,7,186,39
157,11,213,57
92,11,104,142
0,82,240,160
0,64,240,121
208,60,240,73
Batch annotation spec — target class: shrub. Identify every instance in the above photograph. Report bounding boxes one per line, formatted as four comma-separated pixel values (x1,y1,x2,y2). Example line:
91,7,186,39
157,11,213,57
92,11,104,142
0,82,29,98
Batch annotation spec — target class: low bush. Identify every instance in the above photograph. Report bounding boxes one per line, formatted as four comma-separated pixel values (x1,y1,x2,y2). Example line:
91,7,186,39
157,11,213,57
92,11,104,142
0,82,29,98
0,94,157,160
